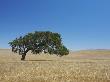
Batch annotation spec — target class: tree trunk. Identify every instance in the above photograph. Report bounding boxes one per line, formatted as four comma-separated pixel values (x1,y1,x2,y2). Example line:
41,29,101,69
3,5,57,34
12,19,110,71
21,49,29,60
21,53,26,60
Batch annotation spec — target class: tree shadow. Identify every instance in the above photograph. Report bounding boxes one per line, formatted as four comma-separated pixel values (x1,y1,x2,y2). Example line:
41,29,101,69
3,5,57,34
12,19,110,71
25,59,53,61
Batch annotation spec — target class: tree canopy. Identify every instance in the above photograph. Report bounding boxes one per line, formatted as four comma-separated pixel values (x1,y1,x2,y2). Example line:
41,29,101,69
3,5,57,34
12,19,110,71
9,31,69,60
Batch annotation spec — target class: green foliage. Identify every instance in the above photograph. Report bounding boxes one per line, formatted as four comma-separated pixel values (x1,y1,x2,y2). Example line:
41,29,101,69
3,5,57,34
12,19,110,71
9,31,69,60
58,45,69,56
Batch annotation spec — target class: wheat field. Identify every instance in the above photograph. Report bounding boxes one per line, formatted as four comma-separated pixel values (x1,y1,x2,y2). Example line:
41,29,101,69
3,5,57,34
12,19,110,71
0,49,110,82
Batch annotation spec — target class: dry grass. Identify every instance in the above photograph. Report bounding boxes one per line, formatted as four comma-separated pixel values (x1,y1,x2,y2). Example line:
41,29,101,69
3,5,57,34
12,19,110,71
0,49,110,82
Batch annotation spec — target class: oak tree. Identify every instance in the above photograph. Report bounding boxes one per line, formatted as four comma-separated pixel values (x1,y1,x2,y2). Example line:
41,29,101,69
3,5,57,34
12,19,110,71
9,31,69,60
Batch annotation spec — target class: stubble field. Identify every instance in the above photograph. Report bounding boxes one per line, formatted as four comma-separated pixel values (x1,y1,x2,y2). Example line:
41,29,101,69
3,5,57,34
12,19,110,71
0,49,110,82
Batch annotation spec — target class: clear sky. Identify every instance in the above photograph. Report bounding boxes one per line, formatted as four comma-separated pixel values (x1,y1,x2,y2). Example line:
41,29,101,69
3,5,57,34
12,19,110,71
0,0,110,50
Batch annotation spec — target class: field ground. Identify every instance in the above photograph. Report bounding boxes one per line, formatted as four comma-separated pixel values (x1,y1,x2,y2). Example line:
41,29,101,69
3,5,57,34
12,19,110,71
0,49,110,82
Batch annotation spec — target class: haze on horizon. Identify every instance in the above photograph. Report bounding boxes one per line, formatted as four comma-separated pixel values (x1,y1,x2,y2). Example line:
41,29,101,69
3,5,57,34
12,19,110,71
0,0,110,50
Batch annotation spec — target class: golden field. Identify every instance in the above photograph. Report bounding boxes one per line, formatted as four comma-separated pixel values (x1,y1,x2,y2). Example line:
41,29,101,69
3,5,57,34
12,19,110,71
0,49,110,82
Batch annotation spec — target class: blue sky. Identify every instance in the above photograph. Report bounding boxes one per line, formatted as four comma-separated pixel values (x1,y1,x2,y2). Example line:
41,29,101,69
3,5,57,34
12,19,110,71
0,0,110,50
